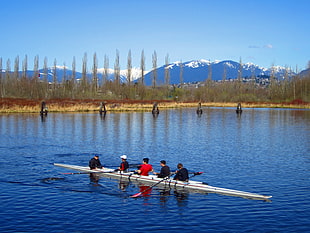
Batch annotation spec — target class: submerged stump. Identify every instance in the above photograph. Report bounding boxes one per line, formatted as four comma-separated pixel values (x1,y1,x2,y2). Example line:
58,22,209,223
196,102,202,115
99,102,107,115
236,103,242,114
40,101,48,116
152,102,159,116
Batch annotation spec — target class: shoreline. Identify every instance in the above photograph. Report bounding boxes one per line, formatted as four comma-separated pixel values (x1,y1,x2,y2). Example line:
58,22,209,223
0,98,309,113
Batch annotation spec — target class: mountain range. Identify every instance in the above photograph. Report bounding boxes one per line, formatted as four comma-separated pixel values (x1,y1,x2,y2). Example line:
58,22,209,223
2,59,307,85
142,60,297,85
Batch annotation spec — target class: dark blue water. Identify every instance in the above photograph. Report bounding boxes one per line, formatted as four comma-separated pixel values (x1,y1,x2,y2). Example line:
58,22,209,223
0,108,309,232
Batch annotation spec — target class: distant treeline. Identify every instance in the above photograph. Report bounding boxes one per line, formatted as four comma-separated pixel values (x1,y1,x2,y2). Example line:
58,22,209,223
0,53,309,103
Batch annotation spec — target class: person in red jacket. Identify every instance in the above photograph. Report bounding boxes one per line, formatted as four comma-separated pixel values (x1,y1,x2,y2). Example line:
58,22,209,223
136,158,153,176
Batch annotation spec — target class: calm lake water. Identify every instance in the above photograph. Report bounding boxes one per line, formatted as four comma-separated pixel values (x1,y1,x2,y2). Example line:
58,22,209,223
0,107,309,232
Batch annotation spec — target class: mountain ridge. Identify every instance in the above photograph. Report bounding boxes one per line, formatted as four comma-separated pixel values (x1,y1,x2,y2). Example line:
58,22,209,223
1,59,305,85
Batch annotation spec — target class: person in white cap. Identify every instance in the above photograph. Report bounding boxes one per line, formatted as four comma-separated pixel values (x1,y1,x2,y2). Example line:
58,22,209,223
118,155,129,172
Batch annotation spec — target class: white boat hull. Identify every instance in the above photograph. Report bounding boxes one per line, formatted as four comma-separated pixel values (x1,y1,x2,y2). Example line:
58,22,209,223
54,163,272,200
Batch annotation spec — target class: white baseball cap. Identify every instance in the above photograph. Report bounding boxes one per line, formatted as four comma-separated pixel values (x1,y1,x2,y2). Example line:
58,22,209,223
120,155,127,159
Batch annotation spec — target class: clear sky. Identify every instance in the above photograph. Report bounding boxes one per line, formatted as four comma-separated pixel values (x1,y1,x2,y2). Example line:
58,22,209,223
1,0,309,72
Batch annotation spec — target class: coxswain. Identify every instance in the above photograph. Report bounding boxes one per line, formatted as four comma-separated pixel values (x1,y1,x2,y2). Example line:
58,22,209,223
153,160,171,178
173,163,189,181
118,155,129,172
136,158,153,176
89,155,104,170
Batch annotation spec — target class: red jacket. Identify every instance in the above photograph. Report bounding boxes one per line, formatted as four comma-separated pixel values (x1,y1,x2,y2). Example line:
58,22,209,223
139,164,153,176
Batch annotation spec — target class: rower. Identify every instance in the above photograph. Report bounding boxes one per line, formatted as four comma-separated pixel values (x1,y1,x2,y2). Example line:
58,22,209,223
173,163,189,182
153,160,171,178
89,155,104,170
136,158,153,176
117,155,129,172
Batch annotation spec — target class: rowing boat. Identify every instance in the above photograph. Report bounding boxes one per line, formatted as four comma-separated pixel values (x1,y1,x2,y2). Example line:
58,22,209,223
54,163,272,200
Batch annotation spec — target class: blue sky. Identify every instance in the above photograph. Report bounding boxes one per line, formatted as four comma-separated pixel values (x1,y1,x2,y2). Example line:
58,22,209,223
1,0,309,72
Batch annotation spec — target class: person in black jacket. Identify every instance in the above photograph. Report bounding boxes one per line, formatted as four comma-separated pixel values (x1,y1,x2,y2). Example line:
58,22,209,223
173,163,189,181
153,160,171,178
89,155,103,170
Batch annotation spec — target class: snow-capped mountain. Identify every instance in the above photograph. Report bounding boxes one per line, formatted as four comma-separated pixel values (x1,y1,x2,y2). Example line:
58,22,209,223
142,60,296,85
33,67,143,83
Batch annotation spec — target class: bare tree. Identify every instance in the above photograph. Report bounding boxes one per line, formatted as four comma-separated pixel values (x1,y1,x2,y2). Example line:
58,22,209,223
92,52,98,93
222,63,227,82
13,56,19,80
140,50,145,85
114,50,120,84
42,57,49,98
52,58,57,95
62,62,67,97
179,60,183,87
152,50,157,88
207,60,212,82
6,59,11,80
164,54,170,86
33,55,39,80
20,55,28,97
70,56,76,98
4,59,11,96
81,53,88,94
103,55,109,85
127,50,132,84
72,56,76,82
43,57,48,82
238,57,243,82
22,55,28,80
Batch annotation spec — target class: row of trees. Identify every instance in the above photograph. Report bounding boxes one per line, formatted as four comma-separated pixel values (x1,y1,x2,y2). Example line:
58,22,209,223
0,52,309,103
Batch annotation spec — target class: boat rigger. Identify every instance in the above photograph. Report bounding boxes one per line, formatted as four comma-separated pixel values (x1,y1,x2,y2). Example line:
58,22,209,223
54,163,272,200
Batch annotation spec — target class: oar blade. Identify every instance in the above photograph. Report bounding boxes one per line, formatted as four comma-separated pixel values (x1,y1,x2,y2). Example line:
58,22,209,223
131,192,142,198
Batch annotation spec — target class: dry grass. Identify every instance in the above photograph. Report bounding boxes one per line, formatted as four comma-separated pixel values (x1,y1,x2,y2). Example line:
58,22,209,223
0,98,309,113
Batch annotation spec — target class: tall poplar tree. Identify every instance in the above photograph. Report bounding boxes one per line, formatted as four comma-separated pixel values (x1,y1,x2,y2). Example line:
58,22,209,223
52,58,57,96
164,54,170,86
92,52,98,93
103,55,109,85
140,50,145,85
179,60,183,87
127,50,132,85
152,51,157,88
114,50,120,95
81,53,88,94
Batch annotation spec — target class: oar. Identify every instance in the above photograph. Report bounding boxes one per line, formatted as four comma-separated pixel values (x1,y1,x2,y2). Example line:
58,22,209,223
170,171,204,175
104,163,141,169
188,171,204,179
190,172,204,176
131,176,171,198
62,170,115,175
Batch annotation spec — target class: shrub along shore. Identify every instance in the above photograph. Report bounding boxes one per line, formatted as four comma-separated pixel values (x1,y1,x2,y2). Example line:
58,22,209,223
0,98,309,113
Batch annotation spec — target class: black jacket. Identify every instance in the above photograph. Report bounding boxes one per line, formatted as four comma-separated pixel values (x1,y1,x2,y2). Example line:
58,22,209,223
89,158,103,169
158,165,171,178
120,161,129,171
174,167,189,181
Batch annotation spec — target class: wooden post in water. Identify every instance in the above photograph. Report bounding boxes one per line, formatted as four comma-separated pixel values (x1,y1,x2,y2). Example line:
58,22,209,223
152,102,159,116
236,103,242,114
196,102,202,115
99,102,107,117
40,101,48,116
